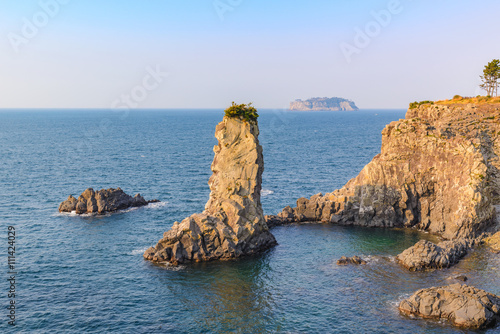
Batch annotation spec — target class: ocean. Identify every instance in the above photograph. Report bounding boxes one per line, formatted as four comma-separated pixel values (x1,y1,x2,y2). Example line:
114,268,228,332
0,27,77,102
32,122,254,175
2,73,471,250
1,109,499,333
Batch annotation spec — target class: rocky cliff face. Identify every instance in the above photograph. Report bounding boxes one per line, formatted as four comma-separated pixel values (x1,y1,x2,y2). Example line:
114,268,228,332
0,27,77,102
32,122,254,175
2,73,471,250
144,116,277,265
275,102,500,240
290,97,358,111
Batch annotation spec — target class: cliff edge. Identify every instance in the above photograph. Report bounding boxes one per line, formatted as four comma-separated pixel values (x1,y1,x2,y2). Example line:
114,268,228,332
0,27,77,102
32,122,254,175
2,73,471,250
274,100,500,240
144,113,277,265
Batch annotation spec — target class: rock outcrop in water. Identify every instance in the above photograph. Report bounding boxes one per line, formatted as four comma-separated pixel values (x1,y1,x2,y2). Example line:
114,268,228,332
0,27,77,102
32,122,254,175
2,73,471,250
396,238,479,271
273,101,500,240
289,97,358,111
399,284,500,329
485,231,500,252
59,187,158,214
336,256,367,265
144,112,277,265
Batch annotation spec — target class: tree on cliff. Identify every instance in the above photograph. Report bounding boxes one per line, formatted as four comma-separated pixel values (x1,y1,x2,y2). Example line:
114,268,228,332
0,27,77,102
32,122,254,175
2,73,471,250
479,59,500,96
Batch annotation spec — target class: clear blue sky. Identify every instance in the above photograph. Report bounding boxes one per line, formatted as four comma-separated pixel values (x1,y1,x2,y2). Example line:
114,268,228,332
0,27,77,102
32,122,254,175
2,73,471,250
1,0,499,109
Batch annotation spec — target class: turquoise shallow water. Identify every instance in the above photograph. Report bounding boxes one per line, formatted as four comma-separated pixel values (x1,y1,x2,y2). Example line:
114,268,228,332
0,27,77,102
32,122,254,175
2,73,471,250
0,109,499,333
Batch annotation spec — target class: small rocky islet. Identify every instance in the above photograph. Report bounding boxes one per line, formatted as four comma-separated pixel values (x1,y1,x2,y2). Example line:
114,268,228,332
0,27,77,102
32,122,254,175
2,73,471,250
289,96,358,111
59,187,159,215
399,284,500,329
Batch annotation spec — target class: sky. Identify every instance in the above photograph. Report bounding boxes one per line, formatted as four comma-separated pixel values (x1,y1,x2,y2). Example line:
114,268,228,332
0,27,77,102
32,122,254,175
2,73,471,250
1,0,499,109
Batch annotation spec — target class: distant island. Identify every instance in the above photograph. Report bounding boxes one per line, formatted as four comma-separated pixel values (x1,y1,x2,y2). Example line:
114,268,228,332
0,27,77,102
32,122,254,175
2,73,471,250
289,97,358,111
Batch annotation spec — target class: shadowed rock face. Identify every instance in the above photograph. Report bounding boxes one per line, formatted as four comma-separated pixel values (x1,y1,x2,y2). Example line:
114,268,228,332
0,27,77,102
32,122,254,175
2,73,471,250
144,116,277,265
399,284,500,329
59,188,157,215
274,103,500,240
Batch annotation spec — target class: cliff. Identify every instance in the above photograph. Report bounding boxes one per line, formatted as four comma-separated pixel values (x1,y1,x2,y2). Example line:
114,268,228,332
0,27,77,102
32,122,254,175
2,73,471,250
144,115,277,265
289,97,358,111
274,101,500,240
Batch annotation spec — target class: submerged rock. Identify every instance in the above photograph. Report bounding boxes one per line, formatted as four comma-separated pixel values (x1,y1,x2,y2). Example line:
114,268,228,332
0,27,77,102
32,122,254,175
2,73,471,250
275,102,500,240
396,239,478,271
336,256,367,265
59,188,157,215
399,284,500,329
454,275,468,282
144,113,277,265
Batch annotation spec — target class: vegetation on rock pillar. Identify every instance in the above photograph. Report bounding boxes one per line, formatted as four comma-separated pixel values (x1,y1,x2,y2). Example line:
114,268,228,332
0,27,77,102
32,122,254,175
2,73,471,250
224,102,259,122
480,59,500,97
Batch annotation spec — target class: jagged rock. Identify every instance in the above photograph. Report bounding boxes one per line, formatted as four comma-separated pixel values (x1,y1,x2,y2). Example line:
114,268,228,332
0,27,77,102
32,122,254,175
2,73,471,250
399,284,500,329
336,256,367,265
58,187,157,215
59,195,78,212
290,97,358,111
276,102,500,240
396,238,478,271
485,231,500,253
144,114,277,265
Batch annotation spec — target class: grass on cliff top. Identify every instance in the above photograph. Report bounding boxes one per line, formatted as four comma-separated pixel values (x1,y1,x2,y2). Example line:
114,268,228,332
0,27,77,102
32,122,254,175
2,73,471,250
438,95,500,105
409,96,500,109
224,102,259,122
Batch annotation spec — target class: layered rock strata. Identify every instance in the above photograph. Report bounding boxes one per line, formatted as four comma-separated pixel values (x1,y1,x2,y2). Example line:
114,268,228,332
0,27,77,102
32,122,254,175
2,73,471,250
399,284,500,329
396,239,479,271
59,187,158,214
274,102,500,240
144,116,277,265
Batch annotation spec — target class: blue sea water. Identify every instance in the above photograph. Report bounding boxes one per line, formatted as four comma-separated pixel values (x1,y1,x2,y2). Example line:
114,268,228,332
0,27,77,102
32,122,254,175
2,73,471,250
0,109,499,333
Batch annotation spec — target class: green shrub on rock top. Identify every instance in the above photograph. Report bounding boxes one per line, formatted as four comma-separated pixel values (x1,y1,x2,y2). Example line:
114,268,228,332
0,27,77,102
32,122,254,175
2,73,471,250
409,100,435,109
224,102,259,122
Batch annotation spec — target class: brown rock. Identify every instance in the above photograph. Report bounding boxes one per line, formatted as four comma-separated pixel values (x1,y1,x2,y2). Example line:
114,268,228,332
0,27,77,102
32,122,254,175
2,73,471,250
485,231,500,253
396,238,477,271
58,195,77,212
399,284,500,329
144,114,277,265
337,256,367,265
59,187,157,215
276,102,500,240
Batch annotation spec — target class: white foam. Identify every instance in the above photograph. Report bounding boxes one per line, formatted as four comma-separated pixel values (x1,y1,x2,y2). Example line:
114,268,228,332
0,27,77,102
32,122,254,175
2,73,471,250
147,201,168,209
362,255,381,263
129,247,149,256
262,189,274,197
158,262,186,271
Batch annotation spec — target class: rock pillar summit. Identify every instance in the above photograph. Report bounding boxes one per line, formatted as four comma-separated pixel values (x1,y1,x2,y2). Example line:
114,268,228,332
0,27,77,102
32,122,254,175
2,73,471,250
144,104,277,265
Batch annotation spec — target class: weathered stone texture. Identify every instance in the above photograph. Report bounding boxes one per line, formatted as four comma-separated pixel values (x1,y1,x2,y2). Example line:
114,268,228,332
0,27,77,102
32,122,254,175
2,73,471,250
144,116,277,265
276,103,500,240
399,284,500,329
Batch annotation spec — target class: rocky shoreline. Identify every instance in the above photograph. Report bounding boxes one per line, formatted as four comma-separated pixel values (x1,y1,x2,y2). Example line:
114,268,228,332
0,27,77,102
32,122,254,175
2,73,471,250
267,100,500,329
